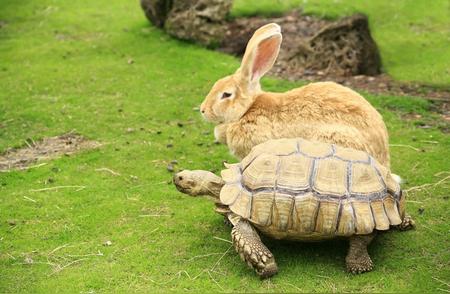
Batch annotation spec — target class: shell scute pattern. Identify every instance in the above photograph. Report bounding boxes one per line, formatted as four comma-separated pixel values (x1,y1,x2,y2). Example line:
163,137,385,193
313,157,348,197
350,162,385,195
293,192,319,233
337,200,356,235
221,163,240,183
272,193,295,231
250,192,274,226
230,189,252,219
221,138,404,237
352,201,375,233
277,155,312,191
240,138,297,170
242,153,279,190
220,184,241,205
383,196,402,224
370,199,390,230
315,200,341,234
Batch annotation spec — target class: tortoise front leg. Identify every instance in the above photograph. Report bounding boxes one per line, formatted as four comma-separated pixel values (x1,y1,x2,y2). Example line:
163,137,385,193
231,218,278,278
214,203,233,227
346,233,375,274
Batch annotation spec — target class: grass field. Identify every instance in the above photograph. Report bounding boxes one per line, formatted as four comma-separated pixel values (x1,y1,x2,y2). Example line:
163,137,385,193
0,0,449,292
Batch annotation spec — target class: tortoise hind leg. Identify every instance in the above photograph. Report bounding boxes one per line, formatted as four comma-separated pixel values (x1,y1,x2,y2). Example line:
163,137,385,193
231,219,278,278
397,215,415,231
346,233,376,274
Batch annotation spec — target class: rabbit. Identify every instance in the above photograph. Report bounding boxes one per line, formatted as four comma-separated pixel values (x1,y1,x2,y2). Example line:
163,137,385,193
200,23,391,168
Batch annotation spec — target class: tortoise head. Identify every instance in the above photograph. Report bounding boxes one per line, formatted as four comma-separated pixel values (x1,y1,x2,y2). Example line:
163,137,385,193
173,170,224,198
173,170,201,196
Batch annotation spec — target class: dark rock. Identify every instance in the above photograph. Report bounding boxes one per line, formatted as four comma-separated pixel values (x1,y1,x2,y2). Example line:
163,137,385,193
220,11,381,77
140,0,173,28
167,163,175,172
311,14,381,76
141,0,232,47
165,0,232,47
418,207,425,215
166,143,173,148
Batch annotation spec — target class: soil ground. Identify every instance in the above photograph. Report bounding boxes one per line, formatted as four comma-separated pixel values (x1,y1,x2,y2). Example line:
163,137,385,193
0,133,99,172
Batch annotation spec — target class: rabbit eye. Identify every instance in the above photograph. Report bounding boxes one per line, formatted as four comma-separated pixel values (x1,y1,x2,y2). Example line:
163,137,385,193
221,92,232,99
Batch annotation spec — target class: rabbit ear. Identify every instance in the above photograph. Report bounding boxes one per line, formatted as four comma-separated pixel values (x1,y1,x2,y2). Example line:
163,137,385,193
240,23,282,91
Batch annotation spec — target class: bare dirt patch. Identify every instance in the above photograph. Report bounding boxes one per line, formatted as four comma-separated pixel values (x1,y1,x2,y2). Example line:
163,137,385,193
0,133,100,172
219,10,450,101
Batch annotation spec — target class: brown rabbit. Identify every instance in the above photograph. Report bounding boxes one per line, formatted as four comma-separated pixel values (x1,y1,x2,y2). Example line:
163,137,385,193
200,23,390,168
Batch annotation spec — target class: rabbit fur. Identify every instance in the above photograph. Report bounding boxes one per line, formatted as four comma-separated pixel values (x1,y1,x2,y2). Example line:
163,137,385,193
200,23,390,168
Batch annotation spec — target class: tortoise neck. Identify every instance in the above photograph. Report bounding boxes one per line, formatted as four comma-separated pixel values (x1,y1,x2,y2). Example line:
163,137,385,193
198,171,224,199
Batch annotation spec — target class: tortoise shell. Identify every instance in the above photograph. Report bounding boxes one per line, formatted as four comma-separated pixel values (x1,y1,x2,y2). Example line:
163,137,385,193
220,138,404,240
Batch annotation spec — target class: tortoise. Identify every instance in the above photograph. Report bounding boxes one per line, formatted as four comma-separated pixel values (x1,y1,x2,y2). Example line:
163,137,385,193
173,138,414,278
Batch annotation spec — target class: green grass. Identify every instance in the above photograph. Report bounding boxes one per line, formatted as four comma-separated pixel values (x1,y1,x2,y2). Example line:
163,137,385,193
233,0,450,87
0,0,449,292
